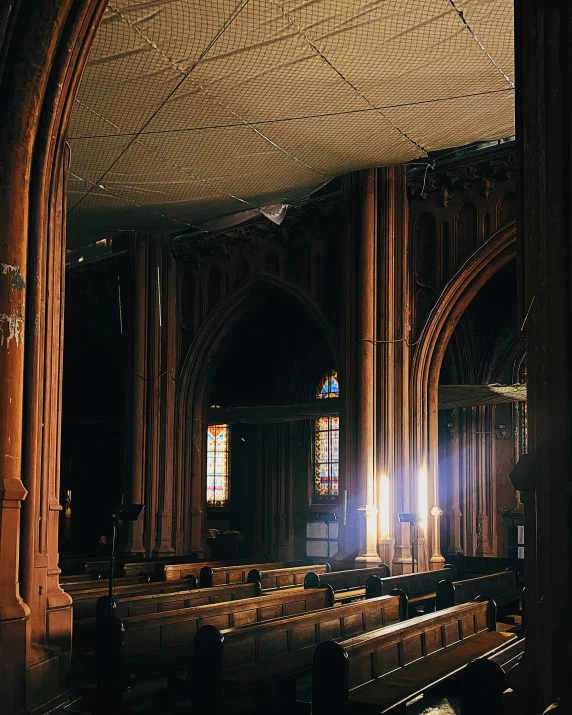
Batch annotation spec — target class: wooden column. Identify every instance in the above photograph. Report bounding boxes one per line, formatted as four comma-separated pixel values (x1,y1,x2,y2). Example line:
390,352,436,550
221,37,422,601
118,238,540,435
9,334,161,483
512,1,572,709
376,166,411,572
355,169,379,565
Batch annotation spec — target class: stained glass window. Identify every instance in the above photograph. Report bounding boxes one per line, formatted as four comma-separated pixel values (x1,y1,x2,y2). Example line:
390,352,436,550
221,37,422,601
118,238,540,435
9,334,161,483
207,424,230,507
314,371,340,502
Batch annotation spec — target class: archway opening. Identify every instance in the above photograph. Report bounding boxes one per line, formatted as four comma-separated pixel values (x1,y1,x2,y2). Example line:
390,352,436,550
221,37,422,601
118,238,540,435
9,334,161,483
203,293,336,560
438,259,525,560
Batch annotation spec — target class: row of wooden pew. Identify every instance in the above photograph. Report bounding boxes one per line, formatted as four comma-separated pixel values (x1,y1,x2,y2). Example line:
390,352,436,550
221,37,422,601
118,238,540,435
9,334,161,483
76,557,524,713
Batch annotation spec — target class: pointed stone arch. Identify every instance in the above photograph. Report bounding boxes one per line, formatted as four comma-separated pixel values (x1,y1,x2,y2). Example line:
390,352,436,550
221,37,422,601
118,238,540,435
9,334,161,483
410,222,516,567
173,273,338,555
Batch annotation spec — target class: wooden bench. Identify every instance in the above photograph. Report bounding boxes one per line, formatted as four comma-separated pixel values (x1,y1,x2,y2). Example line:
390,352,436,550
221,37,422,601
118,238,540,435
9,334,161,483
304,566,390,603
71,579,199,620
74,582,261,642
312,599,516,715
436,569,523,617
460,637,525,714
199,561,302,587
247,563,330,590
190,594,402,714
155,559,260,582
63,574,150,593
95,586,335,706
456,554,525,583
367,566,456,619
60,572,101,585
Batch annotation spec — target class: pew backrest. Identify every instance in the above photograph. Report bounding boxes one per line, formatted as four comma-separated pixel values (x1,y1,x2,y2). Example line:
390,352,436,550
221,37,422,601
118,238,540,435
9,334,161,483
436,569,519,610
63,574,150,593
119,587,334,658
109,582,260,620
456,554,524,580
199,561,286,587
71,579,198,619
304,566,390,593
156,559,259,583
60,572,101,585
248,563,329,590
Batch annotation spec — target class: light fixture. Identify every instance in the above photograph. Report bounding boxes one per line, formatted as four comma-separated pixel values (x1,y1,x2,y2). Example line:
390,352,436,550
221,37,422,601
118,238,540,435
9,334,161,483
494,423,511,440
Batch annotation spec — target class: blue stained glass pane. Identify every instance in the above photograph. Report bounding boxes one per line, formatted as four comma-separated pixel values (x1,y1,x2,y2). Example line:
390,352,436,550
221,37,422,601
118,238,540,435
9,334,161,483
314,372,340,501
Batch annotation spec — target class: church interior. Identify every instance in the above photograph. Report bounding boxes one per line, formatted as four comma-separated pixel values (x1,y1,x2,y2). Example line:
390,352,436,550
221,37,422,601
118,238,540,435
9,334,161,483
0,1,570,714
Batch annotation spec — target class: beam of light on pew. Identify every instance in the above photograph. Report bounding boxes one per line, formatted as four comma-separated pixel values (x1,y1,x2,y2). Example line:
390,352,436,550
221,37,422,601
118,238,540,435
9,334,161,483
379,475,390,539
417,468,428,532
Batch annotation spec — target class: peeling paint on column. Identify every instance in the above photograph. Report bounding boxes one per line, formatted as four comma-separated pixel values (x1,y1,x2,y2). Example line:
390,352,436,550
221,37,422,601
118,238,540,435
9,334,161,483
0,313,24,347
1,263,26,290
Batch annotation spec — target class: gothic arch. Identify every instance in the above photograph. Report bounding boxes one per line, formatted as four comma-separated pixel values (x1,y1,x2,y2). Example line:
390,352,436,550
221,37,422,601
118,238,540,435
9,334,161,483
410,221,516,565
173,273,338,554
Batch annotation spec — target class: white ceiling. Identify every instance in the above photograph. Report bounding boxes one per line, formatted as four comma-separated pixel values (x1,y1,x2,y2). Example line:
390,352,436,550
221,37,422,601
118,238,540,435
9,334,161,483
67,0,514,247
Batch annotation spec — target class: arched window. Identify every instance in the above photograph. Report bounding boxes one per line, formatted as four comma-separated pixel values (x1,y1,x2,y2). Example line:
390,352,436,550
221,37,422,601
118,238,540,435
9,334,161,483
314,370,340,502
207,424,230,507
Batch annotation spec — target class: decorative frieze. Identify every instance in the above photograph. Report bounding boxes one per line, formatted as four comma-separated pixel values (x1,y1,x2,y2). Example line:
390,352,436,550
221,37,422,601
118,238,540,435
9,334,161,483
407,148,516,206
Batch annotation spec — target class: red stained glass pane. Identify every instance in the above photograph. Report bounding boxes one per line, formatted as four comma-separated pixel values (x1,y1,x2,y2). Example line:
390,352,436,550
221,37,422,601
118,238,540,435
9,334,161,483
207,424,229,506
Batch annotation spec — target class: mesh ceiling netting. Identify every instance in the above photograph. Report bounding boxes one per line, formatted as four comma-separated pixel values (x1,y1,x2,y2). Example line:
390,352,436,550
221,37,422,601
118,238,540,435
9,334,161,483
67,0,514,247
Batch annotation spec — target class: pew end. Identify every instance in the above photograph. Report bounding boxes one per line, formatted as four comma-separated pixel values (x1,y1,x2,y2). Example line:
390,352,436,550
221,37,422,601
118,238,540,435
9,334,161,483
312,641,349,715
365,575,383,599
389,588,408,621
436,579,455,610
192,625,224,714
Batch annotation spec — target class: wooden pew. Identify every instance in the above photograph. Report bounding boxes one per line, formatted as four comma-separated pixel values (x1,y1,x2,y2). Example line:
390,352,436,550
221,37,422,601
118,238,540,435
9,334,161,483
190,594,402,714
60,572,101,585
367,566,456,619
312,599,517,715
74,582,261,641
95,586,335,706
456,553,525,583
71,579,199,620
199,561,303,587
436,569,523,618
155,559,261,582
63,574,150,593
304,565,390,603
460,637,525,715
247,563,330,590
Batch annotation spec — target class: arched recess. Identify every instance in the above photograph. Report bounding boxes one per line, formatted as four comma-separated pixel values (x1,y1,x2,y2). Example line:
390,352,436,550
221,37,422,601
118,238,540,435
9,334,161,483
173,273,339,555
411,222,516,567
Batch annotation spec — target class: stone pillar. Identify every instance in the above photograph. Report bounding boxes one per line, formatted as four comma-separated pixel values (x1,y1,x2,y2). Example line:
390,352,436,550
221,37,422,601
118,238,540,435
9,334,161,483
123,234,147,555
354,169,379,566
445,410,463,556
512,1,572,709
475,405,494,556
152,237,176,557
124,233,176,557
376,166,411,573
20,143,73,708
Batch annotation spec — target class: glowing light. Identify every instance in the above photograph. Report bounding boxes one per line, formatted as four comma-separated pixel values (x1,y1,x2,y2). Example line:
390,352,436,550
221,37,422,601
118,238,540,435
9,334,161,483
417,468,428,531
379,475,390,539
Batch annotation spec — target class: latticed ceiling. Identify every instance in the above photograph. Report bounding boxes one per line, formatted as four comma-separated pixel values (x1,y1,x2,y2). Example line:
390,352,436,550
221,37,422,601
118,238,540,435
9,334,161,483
67,0,514,247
